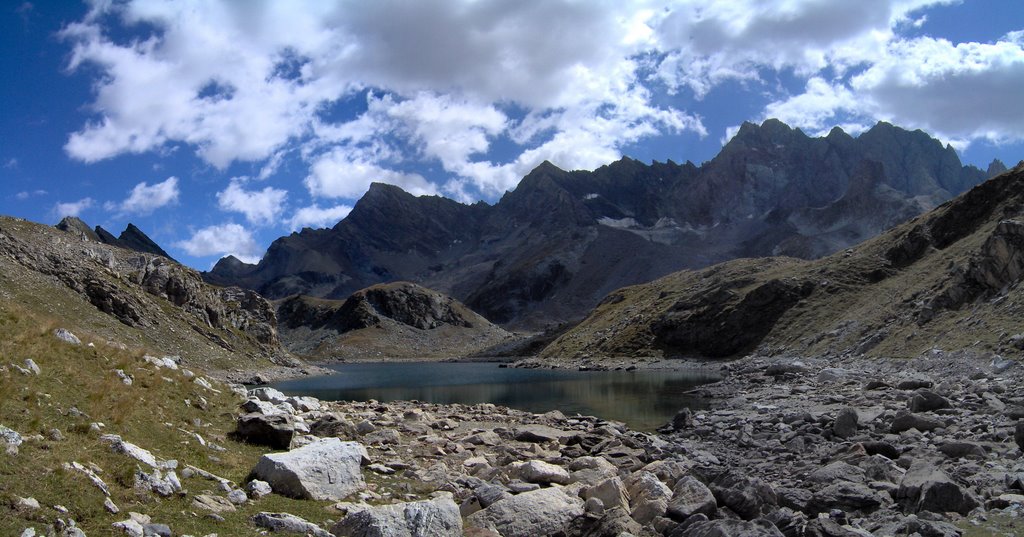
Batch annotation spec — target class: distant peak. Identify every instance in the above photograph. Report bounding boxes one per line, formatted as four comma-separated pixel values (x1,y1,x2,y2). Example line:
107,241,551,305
55,216,100,242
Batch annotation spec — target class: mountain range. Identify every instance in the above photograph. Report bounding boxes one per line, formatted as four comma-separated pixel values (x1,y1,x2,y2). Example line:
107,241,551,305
205,119,1005,328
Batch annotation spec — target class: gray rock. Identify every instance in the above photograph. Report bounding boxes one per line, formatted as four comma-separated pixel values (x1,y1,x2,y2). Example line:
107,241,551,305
252,512,333,537
192,494,236,513
896,459,979,515
250,387,289,404
227,489,248,505
675,518,785,536
889,411,944,433
806,482,888,515
896,378,932,390
584,476,629,513
1015,421,1024,451
23,359,40,375
142,523,171,537
803,518,864,537
512,460,570,485
667,476,717,521
245,479,273,499
54,328,81,345
937,441,986,459
514,424,568,443
670,408,693,430
236,412,295,450
466,486,585,537
908,389,950,412
332,496,462,537
253,437,368,501
1,424,24,447
627,471,672,524
709,471,777,520
309,413,357,438
806,462,865,484
474,483,512,508
832,407,858,439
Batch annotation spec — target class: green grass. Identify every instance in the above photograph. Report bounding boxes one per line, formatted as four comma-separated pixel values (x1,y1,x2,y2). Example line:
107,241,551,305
0,304,337,535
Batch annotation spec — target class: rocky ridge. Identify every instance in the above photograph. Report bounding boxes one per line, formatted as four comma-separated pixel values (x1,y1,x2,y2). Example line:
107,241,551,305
541,162,1024,365
56,217,175,261
0,215,293,373
206,120,1002,328
275,282,513,360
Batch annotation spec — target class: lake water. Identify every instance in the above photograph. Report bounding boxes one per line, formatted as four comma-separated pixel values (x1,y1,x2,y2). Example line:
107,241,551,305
271,362,720,431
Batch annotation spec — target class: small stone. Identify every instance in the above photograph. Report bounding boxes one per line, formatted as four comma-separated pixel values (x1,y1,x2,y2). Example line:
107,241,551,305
833,407,859,439
104,497,120,514
245,479,272,499
24,359,40,375
17,497,40,510
54,328,80,345
142,523,172,537
227,489,248,505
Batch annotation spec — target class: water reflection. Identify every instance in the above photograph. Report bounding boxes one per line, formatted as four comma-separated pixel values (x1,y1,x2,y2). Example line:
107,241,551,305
272,362,720,431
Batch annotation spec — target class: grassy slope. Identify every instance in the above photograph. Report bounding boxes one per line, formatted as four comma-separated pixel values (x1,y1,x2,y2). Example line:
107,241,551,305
0,304,337,535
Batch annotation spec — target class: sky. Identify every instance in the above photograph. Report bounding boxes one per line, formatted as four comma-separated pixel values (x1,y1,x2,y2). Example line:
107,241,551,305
1,0,1023,270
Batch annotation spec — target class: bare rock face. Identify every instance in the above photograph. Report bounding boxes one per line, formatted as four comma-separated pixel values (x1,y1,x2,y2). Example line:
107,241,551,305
253,438,368,501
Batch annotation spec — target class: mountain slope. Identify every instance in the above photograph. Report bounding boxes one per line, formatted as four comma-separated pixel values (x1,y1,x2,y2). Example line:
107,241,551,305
207,120,1000,328
276,282,512,359
539,161,1024,363
57,217,176,261
0,216,292,374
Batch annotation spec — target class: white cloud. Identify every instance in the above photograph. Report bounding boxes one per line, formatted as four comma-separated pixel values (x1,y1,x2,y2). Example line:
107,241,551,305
53,197,94,219
106,176,179,215
305,147,437,199
287,203,353,231
217,178,288,225
3,158,17,169
173,223,262,263
15,189,47,201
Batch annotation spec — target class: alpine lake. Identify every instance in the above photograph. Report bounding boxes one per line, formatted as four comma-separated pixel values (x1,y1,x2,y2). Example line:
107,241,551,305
271,362,721,432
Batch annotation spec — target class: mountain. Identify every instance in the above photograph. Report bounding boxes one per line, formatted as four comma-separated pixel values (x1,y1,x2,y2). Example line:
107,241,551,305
275,282,512,359
56,217,175,261
206,119,1001,328
539,161,1024,363
3,215,294,374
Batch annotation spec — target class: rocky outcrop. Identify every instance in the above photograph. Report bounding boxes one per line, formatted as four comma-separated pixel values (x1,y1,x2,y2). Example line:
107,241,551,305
275,282,512,359
57,217,175,261
206,120,996,328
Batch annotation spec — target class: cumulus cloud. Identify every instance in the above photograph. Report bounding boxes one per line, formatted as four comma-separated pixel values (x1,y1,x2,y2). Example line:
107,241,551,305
287,203,353,231
173,223,262,264
105,176,179,215
217,179,288,225
59,0,1024,203
53,197,94,219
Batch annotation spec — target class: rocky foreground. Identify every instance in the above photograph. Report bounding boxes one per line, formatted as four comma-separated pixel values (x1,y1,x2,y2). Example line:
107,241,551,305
7,330,1024,536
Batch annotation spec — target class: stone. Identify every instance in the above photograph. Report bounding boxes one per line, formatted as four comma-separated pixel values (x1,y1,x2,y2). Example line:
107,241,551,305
889,411,944,433
1,424,23,447
896,378,932,390
462,431,501,446
474,483,512,508
54,328,80,345
245,479,273,499
240,399,282,415
803,518,864,537
332,495,463,537
807,462,866,484
896,459,980,515
1015,421,1024,451
253,437,368,500
100,435,163,468
112,519,144,537
227,489,248,504
236,412,295,450
23,359,40,375
937,441,986,459
250,387,289,404
192,494,236,513
627,471,672,524
708,471,777,520
466,486,584,537
667,476,717,521
252,512,333,537
142,524,171,537
674,518,785,537
512,460,570,485
908,389,951,412
309,413,356,438
356,420,376,435
860,441,899,460
16,497,40,510
806,482,888,515
584,476,629,513
670,408,693,430
832,407,859,439
514,424,568,443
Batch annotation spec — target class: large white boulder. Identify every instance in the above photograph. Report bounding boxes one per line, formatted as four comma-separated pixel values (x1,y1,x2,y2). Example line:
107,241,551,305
332,495,462,537
253,438,367,500
466,486,584,537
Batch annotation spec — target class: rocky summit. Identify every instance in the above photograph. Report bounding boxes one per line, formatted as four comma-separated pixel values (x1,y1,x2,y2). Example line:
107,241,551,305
206,119,1002,328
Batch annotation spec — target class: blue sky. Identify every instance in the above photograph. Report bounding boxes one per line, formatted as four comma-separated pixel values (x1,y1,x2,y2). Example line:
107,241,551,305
1,1,1022,269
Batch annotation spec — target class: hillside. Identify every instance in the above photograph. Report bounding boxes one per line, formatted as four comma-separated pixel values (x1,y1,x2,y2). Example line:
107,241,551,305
206,119,1001,328
0,216,296,377
276,282,513,360
540,161,1024,364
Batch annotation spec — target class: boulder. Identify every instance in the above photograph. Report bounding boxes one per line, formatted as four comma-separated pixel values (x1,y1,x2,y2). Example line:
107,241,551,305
250,387,289,404
832,407,859,439
584,477,629,513
908,389,951,412
896,378,932,390
512,460,570,485
236,413,295,450
667,476,717,521
514,424,568,443
889,411,944,433
466,486,584,537
806,462,865,484
332,496,462,537
309,413,356,438
896,460,979,515
627,471,672,524
937,441,986,459
1015,421,1024,451
805,482,888,515
252,512,333,537
253,438,367,500
709,471,777,520
673,518,784,537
